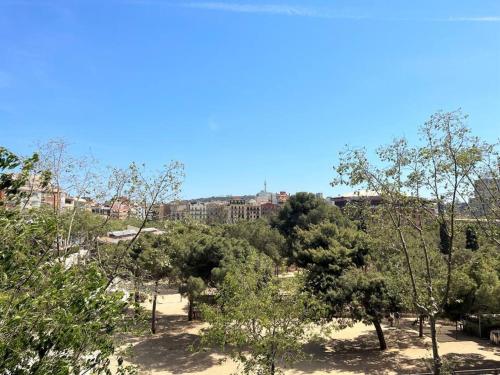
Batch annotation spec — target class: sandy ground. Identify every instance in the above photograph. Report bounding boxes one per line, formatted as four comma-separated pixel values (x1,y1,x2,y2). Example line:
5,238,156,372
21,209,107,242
112,289,500,375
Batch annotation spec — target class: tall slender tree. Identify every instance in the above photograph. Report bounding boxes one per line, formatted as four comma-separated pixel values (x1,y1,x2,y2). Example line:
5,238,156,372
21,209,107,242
334,109,494,374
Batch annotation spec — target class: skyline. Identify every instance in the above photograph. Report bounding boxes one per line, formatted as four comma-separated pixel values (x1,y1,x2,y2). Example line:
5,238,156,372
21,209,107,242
1,0,499,199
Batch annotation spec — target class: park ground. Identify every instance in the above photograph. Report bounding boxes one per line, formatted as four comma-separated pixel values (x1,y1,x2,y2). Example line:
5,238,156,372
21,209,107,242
113,287,500,375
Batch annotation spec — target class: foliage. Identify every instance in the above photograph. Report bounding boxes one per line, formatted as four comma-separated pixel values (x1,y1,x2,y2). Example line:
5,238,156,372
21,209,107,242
200,259,316,375
272,192,348,260
445,246,500,319
333,109,499,374
221,219,286,266
465,225,479,251
178,233,261,285
0,145,184,373
0,147,51,204
294,221,397,350
0,208,131,374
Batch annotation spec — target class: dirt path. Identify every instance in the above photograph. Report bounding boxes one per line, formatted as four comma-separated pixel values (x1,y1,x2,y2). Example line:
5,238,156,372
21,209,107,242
112,290,500,374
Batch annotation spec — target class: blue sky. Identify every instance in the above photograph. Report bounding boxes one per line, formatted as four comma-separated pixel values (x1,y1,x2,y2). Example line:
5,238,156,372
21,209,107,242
1,1,499,199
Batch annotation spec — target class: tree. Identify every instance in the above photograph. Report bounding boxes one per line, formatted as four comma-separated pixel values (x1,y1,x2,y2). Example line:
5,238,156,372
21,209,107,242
0,148,133,374
439,222,451,255
104,160,184,289
0,146,183,374
179,276,206,321
145,233,179,334
128,236,152,317
272,192,348,259
460,142,499,246
200,258,315,375
465,225,479,251
176,229,265,320
222,219,286,275
294,221,394,350
333,109,493,374
0,147,50,203
337,268,399,350
445,245,500,324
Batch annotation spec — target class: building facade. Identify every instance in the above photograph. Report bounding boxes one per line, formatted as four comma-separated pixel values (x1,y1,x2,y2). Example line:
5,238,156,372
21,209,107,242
190,202,207,221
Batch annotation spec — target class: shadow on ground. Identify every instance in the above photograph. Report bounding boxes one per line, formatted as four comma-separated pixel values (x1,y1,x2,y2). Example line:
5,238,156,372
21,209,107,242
124,313,224,374
122,314,500,375
290,325,427,375
442,353,500,371
290,322,500,375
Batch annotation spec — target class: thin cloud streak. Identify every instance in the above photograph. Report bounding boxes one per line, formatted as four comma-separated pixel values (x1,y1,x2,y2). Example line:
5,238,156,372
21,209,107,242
125,1,500,22
181,2,500,22
181,2,367,19
446,16,500,22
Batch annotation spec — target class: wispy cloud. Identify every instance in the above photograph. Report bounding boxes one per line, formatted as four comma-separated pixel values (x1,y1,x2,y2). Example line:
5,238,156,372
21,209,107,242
446,16,500,22
182,2,500,22
179,2,368,20
126,1,500,23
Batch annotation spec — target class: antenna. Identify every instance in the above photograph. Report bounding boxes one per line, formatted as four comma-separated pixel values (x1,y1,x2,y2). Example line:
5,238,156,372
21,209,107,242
264,179,267,193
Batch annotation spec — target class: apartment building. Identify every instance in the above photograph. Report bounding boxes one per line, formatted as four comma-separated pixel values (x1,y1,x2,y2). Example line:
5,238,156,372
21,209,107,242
156,194,283,224
0,174,67,211
110,198,131,220
469,177,499,217
246,200,261,220
91,205,111,217
206,201,228,224
190,202,207,221
228,199,246,223
64,196,90,211
277,191,290,205
164,201,190,220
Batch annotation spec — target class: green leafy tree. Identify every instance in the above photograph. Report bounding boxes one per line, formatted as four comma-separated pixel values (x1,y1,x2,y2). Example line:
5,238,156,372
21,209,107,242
465,225,479,251
222,219,286,274
272,192,348,259
143,235,177,333
333,109,495,374
445,246,500,321
176,230,265,320
200,258,315,375
0,148,132,374
180,276,206,321
439,222,451,255
337,268,399,350
294,221,395,350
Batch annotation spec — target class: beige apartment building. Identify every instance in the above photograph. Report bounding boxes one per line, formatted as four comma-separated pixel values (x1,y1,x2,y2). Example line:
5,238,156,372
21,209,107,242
190,202,207,221
206,201,228,224
0,174,67,211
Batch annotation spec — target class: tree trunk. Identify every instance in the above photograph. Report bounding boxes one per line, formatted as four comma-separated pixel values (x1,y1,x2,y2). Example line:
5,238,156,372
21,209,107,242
134,276,141,317
151,280,159,334
419,315,424,338
133,267,140,317
372,318,387,350
429,315,442,375
188,296,194,321
270,361,275,375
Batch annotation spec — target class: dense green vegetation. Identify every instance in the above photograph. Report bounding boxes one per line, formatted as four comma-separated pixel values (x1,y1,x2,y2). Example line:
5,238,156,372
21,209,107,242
0,111,498,375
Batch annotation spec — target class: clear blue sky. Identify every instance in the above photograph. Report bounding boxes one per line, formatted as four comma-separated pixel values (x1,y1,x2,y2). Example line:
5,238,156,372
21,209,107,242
1,1,499,199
